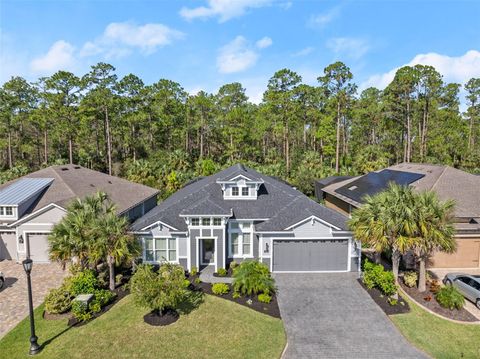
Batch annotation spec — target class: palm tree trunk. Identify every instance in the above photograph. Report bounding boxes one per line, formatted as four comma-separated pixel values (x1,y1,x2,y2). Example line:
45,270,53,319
392,249,401,283
418,257,427,292
108,255,115,291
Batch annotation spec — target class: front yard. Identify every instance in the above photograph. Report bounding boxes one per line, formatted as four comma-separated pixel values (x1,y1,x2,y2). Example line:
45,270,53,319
0,294,286,359
391,296,480,359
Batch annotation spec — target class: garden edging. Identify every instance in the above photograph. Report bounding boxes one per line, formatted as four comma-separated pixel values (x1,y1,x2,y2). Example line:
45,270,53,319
398,286,480,325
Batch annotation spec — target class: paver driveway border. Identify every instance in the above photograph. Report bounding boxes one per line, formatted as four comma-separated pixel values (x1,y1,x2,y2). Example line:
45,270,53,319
0,260,67,338
274,272,429,359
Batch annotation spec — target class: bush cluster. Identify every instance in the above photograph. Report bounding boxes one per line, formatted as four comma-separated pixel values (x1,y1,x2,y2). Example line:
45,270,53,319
362,260,397,296
232,260,276,296
403,271,418,288
44,287,72,314
216,268,227,277
435,286,465,310
258,293,272,303
65,270,99,296
211,283,230,295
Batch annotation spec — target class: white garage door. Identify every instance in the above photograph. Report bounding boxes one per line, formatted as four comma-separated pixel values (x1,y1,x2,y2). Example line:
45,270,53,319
273,239,349,272
27,233,50,263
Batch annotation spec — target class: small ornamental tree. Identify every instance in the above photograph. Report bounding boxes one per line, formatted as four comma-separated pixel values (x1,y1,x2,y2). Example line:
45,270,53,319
232,260,276,296
130,263,186,315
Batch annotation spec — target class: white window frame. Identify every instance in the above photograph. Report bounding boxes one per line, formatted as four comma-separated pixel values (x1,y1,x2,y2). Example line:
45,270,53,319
228,221,253,258
143,236,178,264
232,186,239,196
0,206,15,218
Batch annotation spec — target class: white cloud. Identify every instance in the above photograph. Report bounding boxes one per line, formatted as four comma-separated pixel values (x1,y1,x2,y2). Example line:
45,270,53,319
256,36,272,49
308,6,340,28
80,22,184,58
292,46,314,57
180,0,273,23
362,50,480,90
217,36,268,74
326,37,370,60
30,40,77,73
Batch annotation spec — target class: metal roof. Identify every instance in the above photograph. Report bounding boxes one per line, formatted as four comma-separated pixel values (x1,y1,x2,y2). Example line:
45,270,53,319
0,178,54,205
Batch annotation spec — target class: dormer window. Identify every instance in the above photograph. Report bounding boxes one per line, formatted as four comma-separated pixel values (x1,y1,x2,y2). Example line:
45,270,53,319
217,172,264,200
0,206,14,217
232,187,239,196
242,187,249,196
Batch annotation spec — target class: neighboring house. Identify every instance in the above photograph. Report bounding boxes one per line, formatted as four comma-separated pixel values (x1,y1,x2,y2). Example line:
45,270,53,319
131,164,360,273
0,164,159,263
316,163,480,269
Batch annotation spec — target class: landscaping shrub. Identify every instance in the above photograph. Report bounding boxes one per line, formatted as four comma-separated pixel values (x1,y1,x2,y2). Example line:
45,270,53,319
403,271,418,288
435,286,465,310
229,261,238,271
66,270,99,296
232,291,240,299
194,277,201,284
190,266,198,276
89,302,102,314
130,263,187,313
115,274,123,286
211,283,230,295
44,287,72,314
216,268,227,277
92,289,115,307
388,297,398,306
430,279,441,294
232,260,276,296
71,301,92,322
362,260,397,296
258,293,272,304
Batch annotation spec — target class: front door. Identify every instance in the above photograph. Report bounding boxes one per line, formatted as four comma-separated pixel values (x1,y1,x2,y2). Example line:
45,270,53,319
201,238,215,265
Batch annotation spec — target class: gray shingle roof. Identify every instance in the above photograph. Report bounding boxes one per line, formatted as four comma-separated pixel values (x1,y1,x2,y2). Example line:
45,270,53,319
131,164,348,232
0,165,159,216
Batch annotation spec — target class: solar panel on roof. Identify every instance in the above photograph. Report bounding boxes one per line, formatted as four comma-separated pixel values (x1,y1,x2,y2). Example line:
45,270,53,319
335,170,424,203
0,178,54,205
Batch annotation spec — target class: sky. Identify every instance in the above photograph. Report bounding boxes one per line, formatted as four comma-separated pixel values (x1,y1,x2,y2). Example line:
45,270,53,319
1,0,480,103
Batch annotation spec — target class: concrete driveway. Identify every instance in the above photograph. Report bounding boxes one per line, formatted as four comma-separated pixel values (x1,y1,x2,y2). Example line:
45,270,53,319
0,260,67,338
275,273,428,359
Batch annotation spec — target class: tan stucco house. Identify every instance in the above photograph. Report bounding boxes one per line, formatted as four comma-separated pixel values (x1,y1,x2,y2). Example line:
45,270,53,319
316,163,480,269
0,165,159,263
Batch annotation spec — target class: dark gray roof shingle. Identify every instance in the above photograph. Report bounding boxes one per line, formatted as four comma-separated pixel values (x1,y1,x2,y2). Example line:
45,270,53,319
131,164,348,232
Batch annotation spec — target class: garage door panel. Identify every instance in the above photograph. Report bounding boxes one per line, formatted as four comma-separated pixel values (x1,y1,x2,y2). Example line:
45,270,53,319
27,234,50,263
432,238,480,268
273,239,348,272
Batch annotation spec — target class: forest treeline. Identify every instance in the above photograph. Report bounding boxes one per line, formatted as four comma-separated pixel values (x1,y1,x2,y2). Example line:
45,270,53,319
1,61,479,198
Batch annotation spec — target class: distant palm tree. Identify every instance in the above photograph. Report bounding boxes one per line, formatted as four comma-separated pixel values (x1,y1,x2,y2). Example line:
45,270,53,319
349,184,418,283
413,191,456,292
92,211,140,290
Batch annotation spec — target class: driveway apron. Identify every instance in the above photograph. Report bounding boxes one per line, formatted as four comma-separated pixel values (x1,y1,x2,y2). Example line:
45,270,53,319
275,273,428,359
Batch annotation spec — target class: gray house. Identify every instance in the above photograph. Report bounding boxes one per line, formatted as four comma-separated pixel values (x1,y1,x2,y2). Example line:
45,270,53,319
132,164,360,273
0,164,159,263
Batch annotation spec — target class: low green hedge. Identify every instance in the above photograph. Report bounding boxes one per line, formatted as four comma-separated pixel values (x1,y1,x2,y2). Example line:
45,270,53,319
363,260,397,296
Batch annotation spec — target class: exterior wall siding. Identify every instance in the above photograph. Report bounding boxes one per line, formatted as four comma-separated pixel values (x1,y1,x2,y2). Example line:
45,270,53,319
0,231,16,260
292,219,332,237
190,228,200,269
213,228,224,269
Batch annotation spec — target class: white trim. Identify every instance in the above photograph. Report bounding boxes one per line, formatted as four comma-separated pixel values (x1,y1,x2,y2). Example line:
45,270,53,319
270,237,351,273
227,221,254,258
284,215,341,231
9,203,66,227
256,231,294,234
140,220,178,232
142,236,179,264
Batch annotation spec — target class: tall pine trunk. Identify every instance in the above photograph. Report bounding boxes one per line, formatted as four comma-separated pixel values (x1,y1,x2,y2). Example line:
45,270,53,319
7,131,12,169
335,101,341,173
44,129,48,164
105,106,112,175
68,137,73,164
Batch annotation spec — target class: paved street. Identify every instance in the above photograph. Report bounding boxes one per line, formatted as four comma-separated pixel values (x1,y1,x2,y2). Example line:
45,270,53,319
275,273,428,359
0,260,67,338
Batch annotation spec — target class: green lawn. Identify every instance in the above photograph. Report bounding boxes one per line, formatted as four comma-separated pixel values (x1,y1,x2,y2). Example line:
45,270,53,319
391,297,480,359
0,294,286,359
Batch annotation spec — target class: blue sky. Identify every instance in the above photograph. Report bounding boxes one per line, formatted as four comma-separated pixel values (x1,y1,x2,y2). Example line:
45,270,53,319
1,0,479,102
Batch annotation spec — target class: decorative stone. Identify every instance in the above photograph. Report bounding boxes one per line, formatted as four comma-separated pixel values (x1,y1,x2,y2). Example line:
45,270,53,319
74,294,94,306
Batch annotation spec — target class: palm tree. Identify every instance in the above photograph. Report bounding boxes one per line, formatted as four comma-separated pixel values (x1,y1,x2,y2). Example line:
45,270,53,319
413,191,456,292
92,211,140,290
348,184,418,283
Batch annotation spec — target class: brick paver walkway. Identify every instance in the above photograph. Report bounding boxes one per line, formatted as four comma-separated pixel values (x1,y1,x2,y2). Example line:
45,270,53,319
0,260,67,338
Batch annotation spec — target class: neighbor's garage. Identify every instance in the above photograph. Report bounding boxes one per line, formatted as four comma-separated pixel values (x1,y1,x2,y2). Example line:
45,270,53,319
432,237,480,268
272,239,349,272
26,233,50,263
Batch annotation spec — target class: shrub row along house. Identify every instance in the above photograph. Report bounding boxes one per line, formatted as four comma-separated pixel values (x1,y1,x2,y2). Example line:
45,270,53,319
316,163,480,269
131,164,360,273
0,163,360,273
0,165,158,262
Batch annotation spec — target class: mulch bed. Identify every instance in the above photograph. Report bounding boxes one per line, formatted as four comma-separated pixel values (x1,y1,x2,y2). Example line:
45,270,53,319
358,279,410,315
399,280,478,322
189,276,281,319
67,286,130,327
43,311,72,321
144,309,179,326
212,268,233,278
